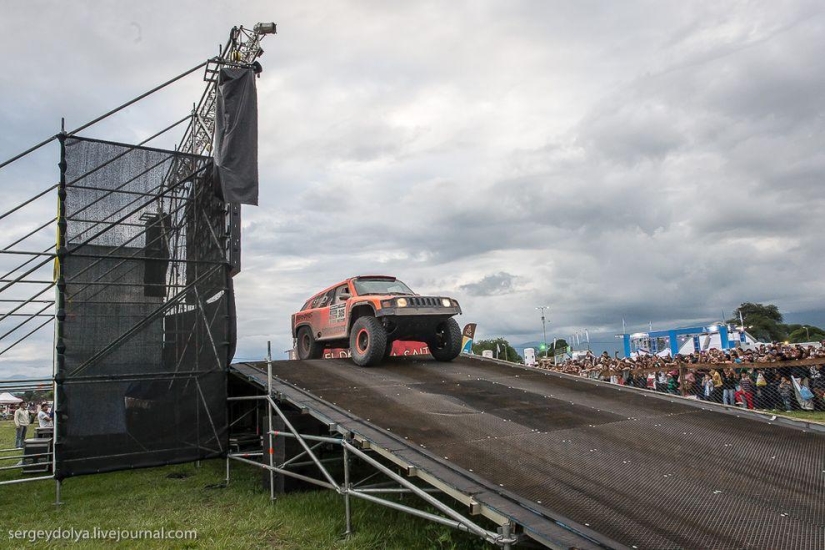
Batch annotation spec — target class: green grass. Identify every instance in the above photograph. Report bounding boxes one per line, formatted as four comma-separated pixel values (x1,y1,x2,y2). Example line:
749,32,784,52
772,410,825,423
0,422,487,549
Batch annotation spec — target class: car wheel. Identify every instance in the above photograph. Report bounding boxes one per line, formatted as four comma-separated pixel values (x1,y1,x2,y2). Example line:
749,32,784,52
428,318,462,362
383,340,395,360
297,326,323,360
350,316,387,367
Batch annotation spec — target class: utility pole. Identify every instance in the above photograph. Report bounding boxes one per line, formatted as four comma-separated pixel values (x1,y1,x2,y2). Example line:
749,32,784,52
536,306,549,357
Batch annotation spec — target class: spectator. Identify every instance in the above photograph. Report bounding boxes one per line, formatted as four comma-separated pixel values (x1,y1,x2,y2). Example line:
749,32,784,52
13,402,30,448
657,371,668,393
809,364,823,394
683,369,696,397
722,368,737,406
538,341,824,412
735,372,755,409
761,368,780,409
778,376,794,411
812,364,825,403
702,374,714,401
712,369,723,403
754,370,769,408
37,403,53,428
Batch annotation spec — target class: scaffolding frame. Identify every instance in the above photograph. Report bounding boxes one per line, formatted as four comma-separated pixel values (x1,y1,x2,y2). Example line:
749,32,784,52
226,349,518,549
0,23,275,496
0,129,228,495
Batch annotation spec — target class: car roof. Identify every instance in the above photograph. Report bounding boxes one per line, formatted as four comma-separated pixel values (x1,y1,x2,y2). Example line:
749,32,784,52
304,276,400,301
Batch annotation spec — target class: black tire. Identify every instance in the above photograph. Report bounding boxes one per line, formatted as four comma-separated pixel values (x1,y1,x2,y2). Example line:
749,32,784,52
383,340,395,360
296,326,323,360
428,318,462,362
350,316,387,367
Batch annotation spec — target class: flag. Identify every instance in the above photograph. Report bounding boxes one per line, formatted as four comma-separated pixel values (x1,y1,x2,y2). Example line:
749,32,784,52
461,323,477,354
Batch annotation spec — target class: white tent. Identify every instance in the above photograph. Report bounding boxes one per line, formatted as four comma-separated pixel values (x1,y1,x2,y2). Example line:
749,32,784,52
676,329,761,355
0,392,22,404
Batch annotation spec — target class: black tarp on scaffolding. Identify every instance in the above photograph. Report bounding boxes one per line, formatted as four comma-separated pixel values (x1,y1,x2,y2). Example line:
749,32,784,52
55,136,233,478
213,67,258,205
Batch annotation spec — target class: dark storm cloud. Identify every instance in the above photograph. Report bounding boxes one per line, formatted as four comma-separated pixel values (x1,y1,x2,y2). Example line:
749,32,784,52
460,272,518,297
578,100,689,165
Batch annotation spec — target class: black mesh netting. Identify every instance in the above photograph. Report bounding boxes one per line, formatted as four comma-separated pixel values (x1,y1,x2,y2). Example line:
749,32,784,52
55,136,233,478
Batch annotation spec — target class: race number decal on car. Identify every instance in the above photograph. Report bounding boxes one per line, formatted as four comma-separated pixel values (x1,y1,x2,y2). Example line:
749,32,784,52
329,304,346,323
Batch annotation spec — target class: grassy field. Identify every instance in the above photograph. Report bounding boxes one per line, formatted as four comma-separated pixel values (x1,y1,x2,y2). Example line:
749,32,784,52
775,409,825,422
0,421,487,549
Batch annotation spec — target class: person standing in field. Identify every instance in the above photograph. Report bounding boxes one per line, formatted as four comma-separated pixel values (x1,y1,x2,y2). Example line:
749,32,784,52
14,402,30,448
37,403,53,428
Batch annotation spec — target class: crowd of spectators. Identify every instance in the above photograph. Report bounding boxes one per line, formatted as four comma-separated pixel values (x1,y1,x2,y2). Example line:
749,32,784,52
540,342,825,412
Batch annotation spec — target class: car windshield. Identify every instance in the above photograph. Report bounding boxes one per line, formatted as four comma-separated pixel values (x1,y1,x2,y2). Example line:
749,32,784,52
353,278,414,296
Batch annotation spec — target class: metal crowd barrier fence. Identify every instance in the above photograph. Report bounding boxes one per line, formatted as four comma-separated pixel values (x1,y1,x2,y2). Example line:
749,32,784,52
541,357,825,413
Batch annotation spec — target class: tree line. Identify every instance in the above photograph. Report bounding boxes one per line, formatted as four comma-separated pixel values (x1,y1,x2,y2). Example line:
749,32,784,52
728,302,824,343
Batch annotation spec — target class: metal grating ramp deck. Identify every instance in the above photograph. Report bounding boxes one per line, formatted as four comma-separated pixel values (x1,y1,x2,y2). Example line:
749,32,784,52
230,356,825,549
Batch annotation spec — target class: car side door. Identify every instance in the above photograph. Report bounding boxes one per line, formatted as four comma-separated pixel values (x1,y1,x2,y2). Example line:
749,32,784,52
324,284,350,340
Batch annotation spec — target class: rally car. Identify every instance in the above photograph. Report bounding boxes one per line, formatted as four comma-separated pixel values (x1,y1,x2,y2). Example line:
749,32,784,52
291,275,463,366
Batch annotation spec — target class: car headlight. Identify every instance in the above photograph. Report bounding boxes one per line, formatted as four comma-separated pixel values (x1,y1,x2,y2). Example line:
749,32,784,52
441,298,452,307
396,298,408,307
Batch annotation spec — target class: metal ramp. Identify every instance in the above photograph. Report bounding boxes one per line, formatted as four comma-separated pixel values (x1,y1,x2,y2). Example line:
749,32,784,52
229,356,825,549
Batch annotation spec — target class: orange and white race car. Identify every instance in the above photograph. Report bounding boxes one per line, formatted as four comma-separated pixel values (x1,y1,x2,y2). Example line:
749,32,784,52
291,275,463,366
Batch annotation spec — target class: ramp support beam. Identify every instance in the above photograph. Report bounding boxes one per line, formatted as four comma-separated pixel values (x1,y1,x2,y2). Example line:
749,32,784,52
227,383,519,547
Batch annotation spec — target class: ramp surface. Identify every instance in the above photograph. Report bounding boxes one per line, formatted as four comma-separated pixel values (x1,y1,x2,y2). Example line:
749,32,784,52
232,356,825,550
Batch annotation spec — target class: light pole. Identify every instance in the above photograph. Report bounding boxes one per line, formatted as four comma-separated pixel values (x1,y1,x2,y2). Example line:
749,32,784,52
536,306,549,357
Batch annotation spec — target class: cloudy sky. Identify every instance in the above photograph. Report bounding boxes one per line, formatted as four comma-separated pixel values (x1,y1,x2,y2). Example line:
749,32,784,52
1,1,824,373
